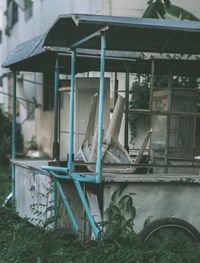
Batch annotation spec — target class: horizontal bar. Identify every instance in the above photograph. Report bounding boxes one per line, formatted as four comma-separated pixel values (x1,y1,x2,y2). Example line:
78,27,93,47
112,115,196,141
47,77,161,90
129,109,200,117
45,46,143,60
42,165,69,173
47,171,97,183
60,130,85,135
73,161,200,168
70,26,109,48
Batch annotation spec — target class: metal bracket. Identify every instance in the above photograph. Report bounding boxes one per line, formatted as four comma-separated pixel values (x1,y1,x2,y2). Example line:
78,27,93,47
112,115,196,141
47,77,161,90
70,26,109,49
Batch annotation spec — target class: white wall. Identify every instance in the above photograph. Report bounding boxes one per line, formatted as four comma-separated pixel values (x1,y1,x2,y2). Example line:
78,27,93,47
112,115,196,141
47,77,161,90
0,0,103,156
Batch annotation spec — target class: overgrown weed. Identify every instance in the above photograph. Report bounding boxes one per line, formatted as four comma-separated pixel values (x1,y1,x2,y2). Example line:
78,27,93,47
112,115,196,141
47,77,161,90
1,177,200,262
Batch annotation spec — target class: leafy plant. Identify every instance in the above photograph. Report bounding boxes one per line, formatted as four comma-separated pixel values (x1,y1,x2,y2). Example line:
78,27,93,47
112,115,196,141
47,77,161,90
143,0,200,21
30,181,56,230
0,107,23,163
98,184,137,243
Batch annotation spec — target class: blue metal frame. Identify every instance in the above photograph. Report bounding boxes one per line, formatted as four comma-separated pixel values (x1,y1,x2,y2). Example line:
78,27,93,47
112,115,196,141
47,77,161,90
41,29,108,238
70,26,109,49
42,166,96,182
95,33,106,183
53,57,59,160
12,71,16,207
68,49,76,171
52,57,59,229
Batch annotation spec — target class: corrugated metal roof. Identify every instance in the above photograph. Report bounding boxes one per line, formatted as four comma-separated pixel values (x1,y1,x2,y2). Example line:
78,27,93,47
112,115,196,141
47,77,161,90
2,34,143,73
43,14,200,54
2,14,200,76
2,34,45,68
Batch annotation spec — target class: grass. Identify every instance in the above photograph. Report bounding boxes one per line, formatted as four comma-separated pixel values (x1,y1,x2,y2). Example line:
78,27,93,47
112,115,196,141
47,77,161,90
0,163,11,205
1,164,200,262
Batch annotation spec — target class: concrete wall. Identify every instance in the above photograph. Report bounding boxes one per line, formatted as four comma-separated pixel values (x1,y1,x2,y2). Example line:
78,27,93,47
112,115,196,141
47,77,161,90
103,182,200,233
15,161,52,226
15,162,200,236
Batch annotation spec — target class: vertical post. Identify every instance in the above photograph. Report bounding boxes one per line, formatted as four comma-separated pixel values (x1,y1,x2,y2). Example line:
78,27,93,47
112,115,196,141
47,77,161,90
68,49,76,171
12,71,16,207
96,33,106,183
125,70,130,152
52,57,59,229
53,57,59,160
114,72,118,106
165,70,172,173
149,60,155,111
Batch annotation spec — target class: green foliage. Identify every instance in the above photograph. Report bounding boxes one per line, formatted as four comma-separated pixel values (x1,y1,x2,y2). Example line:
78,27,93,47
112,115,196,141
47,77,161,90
30,182,56,230
166,5,199,21
0,108,23,163
1,180,200,262
0,165,11,205
143,0,200,21
98,184,137,242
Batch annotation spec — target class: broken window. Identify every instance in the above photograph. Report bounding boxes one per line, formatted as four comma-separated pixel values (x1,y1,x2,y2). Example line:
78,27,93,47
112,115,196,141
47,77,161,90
25,0,33,22
5,0,18,35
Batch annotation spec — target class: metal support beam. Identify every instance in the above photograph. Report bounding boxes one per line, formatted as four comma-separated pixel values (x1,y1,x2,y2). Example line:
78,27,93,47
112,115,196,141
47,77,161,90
114,72,118,106
12,71,16,207
70,26,109,49
125,70,130,152
68,49,76,171
95,33,106,183
53,57,59,160
74,180,99,238
149,60,155,111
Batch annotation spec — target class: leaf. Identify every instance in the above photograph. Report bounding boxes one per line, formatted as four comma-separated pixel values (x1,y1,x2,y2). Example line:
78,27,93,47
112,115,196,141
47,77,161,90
125,196,133,214
164,0,171,9
155,1,166,18
118,195,129,209
144,216,153,227
166,5,200,21
131,206,136,219
143,2,159,18
118,183,128,196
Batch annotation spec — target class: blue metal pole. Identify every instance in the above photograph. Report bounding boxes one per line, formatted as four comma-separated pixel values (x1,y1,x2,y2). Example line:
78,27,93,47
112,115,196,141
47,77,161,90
55,179,78,232
95,33,106,183
52,181,56,229
52,57,59,229
53,57,59,160
74,180,99,238
68,49,76,171
12,71,16,207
